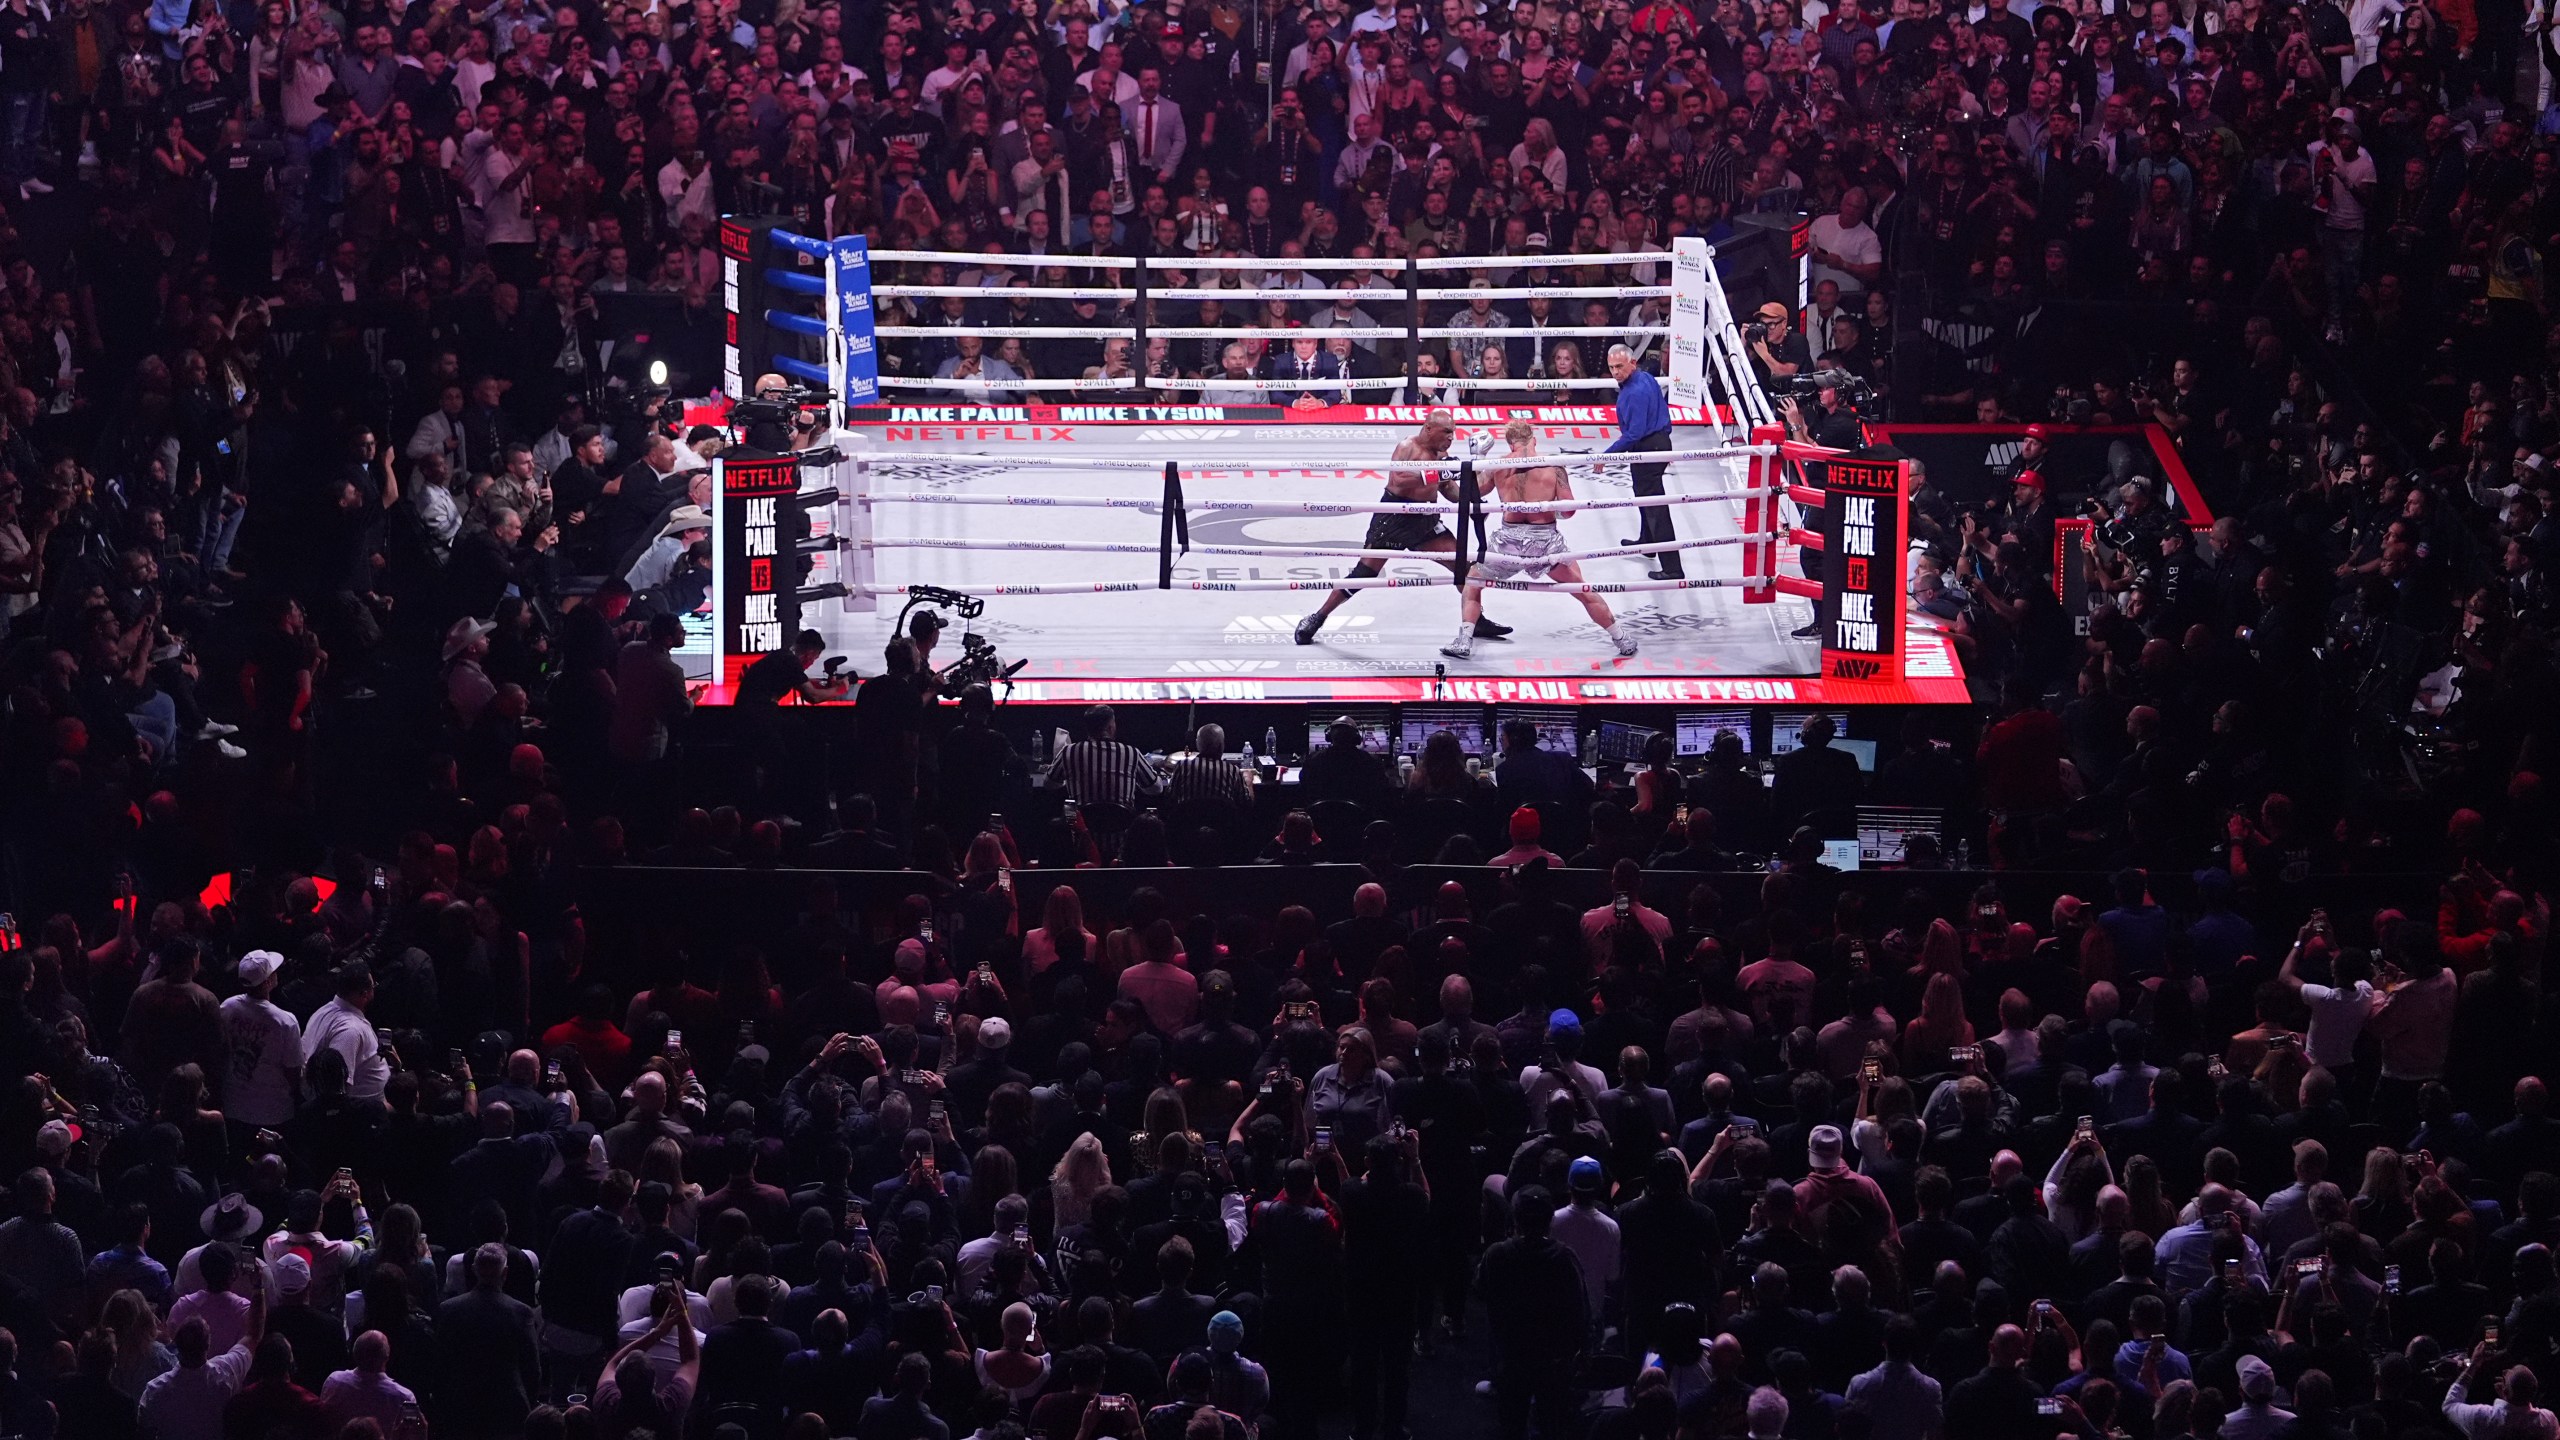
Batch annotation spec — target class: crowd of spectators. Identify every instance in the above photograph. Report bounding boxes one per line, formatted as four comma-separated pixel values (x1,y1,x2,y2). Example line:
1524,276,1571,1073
0,0,2558,1436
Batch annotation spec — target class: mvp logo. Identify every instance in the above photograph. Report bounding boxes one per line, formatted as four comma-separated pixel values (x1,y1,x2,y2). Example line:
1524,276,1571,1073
1827,656,1883,681
1139,427,1242,443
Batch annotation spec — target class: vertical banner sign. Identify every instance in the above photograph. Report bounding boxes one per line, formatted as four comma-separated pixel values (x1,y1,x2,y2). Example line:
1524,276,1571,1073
711,453,804,693
718,219,754,399
1819,455,1907,684
834,236,880,410
1667,236,1709,412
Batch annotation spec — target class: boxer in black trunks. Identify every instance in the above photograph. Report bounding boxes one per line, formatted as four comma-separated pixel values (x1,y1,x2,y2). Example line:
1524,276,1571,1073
1293,409,1512,645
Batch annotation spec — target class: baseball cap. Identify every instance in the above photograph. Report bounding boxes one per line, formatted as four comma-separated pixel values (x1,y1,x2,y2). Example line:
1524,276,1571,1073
2238,1354,2277,1399
977,1017,1013,1050
272,1253,312,1295
2024,422,2052,441
1568,1157,1604,1192
1809,1124,1845,1166
238,950,285,984
1546,1008,1582,1038
35,1119,74,1156
2012,468,2044,491
1208,1310,1245,1337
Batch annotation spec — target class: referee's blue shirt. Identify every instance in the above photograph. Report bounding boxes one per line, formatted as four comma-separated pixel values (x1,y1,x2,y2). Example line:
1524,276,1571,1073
1605,368,1671,450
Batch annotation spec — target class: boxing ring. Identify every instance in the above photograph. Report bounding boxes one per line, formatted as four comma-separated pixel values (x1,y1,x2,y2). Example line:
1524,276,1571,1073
706,227,1967,706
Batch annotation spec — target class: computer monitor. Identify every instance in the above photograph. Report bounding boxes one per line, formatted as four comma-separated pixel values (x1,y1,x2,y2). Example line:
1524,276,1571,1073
1494,706,1577,756
1319,707,1393,754
1831,738,1879,772
1820,838,1864,871
1594,720,1659,765
1397,704,1492,756
1770,711,1853,755
1674,709,1754,757
1855,806,1944,866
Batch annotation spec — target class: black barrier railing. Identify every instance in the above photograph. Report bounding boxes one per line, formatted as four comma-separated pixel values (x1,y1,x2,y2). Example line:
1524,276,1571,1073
573,861,2449,961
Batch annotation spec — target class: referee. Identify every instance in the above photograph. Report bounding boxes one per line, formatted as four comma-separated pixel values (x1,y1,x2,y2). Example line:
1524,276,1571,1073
1044,704,1167,810
1606,344,1681,580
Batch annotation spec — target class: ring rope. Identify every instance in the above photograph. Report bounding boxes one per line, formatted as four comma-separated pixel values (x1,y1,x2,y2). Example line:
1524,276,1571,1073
870,249,1137,269
1419,324,1668,340
862,534,1756,563
1147,376,1416,390
1414,286,1669,301
853,448,1770,474
879,375,1156,392
861,486,1777,515
1417,251,1676,269
848,574,1762,596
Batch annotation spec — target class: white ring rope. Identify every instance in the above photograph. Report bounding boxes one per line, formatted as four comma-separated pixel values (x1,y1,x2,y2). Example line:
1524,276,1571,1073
870,249,1137,269
1149,255,1405,272
875,284,1139,301
864,533,1756,564
1143,375,1415,390
860,486,1777,515
879,375,1153,392
1155,288,1408,302
1414,286,1669,301
1418,251,1676,269
1149,325,1409,340
875,324,1134,338
1420,324,1668,339
853,447,1771,474
1429,376,1621,390
849,574,1763,596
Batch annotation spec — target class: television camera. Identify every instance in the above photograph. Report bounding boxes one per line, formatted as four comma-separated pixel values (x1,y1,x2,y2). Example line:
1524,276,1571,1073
897,586,1029,698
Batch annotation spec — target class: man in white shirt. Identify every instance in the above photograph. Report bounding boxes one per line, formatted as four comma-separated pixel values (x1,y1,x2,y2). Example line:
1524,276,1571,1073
1348,0,1401,34
476,118,536,271
322,1330,421,1433
919,37,977,116
2442,1351,2559,1440
1550,1157,1620,1326
139,1286,264,1440
221,950,301,1132
304,962,391,1105
1806,186,1884,298
2282,938,2373,1076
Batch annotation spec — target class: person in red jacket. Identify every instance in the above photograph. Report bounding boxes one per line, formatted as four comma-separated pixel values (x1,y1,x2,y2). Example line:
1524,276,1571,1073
221,1334,329,1440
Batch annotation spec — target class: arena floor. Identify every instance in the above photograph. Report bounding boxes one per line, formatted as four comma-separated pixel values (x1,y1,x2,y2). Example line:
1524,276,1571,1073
821,419,1821,698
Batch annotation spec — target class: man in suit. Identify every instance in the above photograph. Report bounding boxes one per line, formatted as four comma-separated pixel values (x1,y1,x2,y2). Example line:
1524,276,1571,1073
435,1244,541,1439
1125,65,1187,191
1261,333,1346,409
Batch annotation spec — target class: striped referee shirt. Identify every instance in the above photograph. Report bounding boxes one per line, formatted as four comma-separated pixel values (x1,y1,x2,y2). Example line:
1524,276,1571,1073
1046,739,1166,809
1164,755,1254,809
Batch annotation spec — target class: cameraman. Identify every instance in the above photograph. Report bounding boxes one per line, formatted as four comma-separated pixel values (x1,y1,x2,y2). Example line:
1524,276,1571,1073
1746,300,1810,388
739,628,853,706
2084,477,2176,597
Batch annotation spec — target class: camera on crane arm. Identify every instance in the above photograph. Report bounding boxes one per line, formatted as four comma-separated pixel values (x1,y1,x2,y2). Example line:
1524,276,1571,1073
898,585,1029,699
